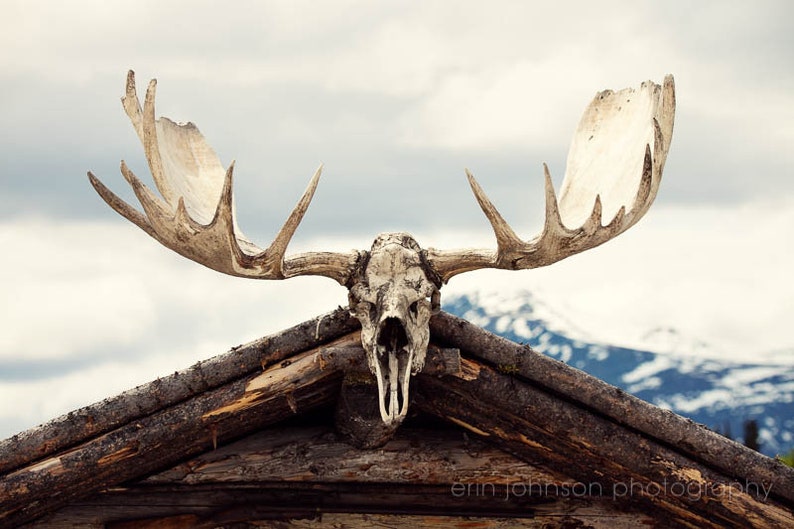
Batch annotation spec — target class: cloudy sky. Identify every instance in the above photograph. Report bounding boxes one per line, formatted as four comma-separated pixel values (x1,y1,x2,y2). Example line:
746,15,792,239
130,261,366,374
1,1,792,438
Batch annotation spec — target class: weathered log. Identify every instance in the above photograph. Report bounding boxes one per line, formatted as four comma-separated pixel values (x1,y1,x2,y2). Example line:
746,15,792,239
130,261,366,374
6,309,793,528
0,336,359,528
319,344,461,376
0,307,359,477
430,311,794,506
415,357,794,529
329,345,461,448
105,512,648,529
143,426,560,486
33,482,649,529
32,426,629,527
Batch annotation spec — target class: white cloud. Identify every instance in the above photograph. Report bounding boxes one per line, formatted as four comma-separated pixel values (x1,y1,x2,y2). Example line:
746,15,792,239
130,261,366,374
1,220,155,361
2,1,793,222
442,199,794,361
0,218,346,364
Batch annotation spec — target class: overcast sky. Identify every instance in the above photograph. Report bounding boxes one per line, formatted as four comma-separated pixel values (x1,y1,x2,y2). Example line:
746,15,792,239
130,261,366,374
1,1,792,438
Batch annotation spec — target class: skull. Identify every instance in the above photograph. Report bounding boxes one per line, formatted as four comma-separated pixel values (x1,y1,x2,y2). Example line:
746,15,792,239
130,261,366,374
348,233,441,425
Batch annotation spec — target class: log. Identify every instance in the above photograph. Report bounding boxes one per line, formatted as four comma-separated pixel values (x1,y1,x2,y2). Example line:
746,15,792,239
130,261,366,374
31,426,639,527
0,308,359,476
430,311,794,506
319,344,461,376
103,513,647,529
142,425,558,486
0,335,359,528
33,482,635,529
334,378,402,449
33,482,652,528
415,357,794,529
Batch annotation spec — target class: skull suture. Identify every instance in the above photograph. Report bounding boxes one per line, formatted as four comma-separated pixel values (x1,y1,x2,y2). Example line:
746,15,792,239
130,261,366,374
348,233,441,425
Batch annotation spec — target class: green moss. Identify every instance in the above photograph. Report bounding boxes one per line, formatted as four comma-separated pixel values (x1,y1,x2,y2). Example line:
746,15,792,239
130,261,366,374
344,371,377,386
777,449,794,468
497,364,520,375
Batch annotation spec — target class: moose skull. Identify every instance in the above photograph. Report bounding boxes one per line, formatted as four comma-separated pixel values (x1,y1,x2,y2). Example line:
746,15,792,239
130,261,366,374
89,71,674,429
348,233,441,425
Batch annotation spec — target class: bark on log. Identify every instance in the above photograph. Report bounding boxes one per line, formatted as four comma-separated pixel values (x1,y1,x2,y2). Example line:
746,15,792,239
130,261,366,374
0,335,359,528
415,357,794,529
430,311,794,506
0,307,359,476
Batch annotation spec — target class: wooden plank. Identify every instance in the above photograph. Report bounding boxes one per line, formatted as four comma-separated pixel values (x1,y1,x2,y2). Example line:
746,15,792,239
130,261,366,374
28,482,650,528
430,311,794,506
30,425,594,527
98,512,653,529
242,513,653,529
143,425,563,486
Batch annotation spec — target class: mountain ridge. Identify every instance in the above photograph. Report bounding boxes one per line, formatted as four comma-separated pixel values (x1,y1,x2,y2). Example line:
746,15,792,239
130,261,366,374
442,290,794,458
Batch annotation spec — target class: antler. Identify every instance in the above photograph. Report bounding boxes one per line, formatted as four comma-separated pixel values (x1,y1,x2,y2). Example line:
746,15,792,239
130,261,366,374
89,71,360,285
428,75,675,283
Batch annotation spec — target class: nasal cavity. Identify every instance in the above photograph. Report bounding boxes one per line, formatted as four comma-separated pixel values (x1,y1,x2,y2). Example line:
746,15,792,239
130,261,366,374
377,317,409,352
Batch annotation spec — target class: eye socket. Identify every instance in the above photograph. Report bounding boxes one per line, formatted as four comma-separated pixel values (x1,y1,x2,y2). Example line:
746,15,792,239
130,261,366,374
357,300,376,321
349,293,377,322
409,301,419,317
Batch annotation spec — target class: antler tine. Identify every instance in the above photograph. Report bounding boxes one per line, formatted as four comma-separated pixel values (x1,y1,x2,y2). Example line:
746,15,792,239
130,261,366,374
88,170,156,238
428,76,675,283
464,169,524,258
269,165,323,263
121,70,144,141
89,70,360,285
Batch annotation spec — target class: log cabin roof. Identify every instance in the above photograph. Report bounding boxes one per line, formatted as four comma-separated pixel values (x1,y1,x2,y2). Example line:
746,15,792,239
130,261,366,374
1,308,793,528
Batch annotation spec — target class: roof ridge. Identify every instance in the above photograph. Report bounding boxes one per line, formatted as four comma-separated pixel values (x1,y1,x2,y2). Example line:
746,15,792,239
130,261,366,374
430,311,794,505
0,307,359,475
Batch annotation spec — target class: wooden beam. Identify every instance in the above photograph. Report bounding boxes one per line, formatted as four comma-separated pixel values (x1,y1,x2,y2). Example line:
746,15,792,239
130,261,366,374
430,311,794,506
319,344,461,376
0,308,359,477
414,357,794,528
0,335,361,528
142,425,560,486
33,482,650,528
30,425,614,527
102,513,648,529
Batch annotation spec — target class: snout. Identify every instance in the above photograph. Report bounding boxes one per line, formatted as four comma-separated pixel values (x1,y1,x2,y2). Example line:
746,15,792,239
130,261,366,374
373,315,414,424
377,316,409,351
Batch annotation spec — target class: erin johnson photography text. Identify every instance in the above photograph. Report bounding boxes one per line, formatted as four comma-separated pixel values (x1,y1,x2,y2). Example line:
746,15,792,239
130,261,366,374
451,478,773,502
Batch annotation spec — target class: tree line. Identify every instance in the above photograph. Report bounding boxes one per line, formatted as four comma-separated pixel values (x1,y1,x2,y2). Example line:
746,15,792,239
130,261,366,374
715,418,793,467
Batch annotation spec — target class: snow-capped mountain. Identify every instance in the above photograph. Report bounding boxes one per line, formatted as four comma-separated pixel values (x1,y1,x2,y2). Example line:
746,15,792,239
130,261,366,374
443,290,794,458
